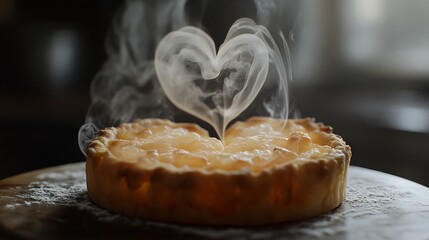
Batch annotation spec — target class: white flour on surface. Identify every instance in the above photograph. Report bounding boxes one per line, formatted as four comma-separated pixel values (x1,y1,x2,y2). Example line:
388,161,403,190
6,170,87,207
2,166,429,240
4,170,145,226
1,168,341,238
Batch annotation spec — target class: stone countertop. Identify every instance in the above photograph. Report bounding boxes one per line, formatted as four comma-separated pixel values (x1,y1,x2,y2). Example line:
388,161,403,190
0,163,428,240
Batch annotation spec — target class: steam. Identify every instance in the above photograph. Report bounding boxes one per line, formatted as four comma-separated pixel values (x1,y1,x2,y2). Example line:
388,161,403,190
155,19,270,140
79,0,189,155
79,0,294,155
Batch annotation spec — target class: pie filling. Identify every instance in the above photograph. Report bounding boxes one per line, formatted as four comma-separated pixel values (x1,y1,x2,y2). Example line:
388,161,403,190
108,117,339,173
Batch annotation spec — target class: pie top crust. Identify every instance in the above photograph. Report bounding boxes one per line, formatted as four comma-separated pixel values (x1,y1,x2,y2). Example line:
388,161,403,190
86,117,351,225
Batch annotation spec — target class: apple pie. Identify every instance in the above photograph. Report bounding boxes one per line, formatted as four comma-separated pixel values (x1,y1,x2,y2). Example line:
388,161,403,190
86,117,351,225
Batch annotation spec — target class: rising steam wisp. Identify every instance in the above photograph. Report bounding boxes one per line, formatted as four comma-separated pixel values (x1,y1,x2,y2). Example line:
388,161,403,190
79,0,294,155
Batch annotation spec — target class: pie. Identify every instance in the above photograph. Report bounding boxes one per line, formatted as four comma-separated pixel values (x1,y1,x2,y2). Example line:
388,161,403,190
86,117,351,225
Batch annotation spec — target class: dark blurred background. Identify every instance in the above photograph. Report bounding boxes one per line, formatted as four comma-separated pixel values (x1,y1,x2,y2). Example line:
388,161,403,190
0,0,121,178
1,0,429,186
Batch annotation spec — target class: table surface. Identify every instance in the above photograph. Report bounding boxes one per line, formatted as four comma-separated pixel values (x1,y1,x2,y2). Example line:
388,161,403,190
0,163,428,240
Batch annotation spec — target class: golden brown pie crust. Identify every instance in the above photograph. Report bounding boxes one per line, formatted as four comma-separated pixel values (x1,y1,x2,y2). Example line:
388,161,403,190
86,117,351,225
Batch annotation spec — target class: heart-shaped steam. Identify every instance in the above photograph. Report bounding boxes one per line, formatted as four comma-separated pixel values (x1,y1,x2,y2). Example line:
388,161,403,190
155,18,270,141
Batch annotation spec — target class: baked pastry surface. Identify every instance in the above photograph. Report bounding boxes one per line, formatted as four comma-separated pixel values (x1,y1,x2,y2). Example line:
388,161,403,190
86,117,351,225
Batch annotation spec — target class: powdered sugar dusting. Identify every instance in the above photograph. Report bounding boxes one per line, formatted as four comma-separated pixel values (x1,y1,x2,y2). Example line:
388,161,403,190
4,170,87,208
1,164,429,240
3,169,145,226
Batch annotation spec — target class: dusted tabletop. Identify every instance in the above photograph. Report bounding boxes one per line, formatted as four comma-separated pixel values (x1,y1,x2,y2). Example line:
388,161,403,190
0,162,428,240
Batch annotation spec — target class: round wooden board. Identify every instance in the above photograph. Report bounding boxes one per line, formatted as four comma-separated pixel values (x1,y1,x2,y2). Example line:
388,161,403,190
1,163,428,240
